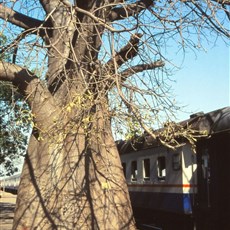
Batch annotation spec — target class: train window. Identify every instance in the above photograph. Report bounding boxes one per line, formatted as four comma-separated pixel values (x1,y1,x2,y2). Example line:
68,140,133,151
143,158,150,181
157,156,166,181
172,153,181,171
122,163,126,178
131,161,138,181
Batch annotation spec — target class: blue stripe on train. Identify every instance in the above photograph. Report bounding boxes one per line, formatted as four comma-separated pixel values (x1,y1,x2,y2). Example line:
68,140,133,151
183,193,192,214
129,191,193,215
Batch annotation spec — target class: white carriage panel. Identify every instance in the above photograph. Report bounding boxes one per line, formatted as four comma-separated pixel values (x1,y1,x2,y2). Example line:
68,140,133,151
181,144,197,194
140,146,167,184
166,148,183,190
121,144,197,194
122,157,131,183
123,146,186,194
122,151,140,183
137,148,157,183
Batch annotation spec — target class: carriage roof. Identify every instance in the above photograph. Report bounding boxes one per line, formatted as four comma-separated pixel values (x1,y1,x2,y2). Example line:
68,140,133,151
118,107,230,154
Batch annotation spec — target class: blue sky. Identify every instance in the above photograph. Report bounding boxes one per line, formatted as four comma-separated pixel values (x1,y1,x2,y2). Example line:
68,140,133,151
172,38,229,121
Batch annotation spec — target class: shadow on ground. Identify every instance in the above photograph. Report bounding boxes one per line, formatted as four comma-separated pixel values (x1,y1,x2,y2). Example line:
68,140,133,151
0,202,16,230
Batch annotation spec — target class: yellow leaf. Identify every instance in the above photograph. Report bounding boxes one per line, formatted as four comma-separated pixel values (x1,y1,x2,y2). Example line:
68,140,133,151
101,182,111,190
66,106,71,112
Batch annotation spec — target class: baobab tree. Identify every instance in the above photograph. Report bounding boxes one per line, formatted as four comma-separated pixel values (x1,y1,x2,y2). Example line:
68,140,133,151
0,0,229,229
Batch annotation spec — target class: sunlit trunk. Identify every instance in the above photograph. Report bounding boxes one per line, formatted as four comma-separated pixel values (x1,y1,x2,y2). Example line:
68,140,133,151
13,100,135,229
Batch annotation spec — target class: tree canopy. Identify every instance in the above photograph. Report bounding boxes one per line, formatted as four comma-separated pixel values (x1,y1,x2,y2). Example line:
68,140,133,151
0,0,229,229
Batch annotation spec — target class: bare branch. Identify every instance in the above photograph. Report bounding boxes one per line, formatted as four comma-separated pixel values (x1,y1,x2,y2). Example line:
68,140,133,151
187,1,230,38
210,0,230,4
39,0,60,13
39,0,73,14
108,0,154,21
207,0,230,5
0,61,58,128
119,60,165,79
0,29,35,57
181,0,230,4
0,61,34,85
74,6,118,32
106,33,143,70
0,4,43,30
222,4,230,20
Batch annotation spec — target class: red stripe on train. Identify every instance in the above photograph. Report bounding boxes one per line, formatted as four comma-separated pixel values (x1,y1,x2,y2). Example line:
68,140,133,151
128,183,197,188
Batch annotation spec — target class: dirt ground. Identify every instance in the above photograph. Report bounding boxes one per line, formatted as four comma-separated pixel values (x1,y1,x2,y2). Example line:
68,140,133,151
0,191,16,230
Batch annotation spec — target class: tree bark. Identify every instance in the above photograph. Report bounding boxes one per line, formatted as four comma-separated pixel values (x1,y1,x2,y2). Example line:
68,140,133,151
0,61,135,228
12,98,135,229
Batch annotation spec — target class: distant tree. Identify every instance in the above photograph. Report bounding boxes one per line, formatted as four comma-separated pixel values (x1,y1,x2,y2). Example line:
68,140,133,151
0,34,30,176
0,33,11,61
0,0,229,229
0,83,30,176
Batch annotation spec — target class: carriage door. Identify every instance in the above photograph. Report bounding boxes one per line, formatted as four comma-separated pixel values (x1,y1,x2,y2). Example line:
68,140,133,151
209,133,230,228
196,133,230,229
197,143,211,210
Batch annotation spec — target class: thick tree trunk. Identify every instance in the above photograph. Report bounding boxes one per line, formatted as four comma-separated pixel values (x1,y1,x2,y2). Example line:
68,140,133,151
2,2,141,229
13,100,135,229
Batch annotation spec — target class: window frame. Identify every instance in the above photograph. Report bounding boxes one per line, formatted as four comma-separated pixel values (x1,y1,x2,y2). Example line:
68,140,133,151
122,162,127,178
157,156,166,181
131,160,138,182
172,153,182,171
142,158,150,181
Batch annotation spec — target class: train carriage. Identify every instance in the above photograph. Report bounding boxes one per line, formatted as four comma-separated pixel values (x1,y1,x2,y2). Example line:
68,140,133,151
118,107,230,230
0,173,21,194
